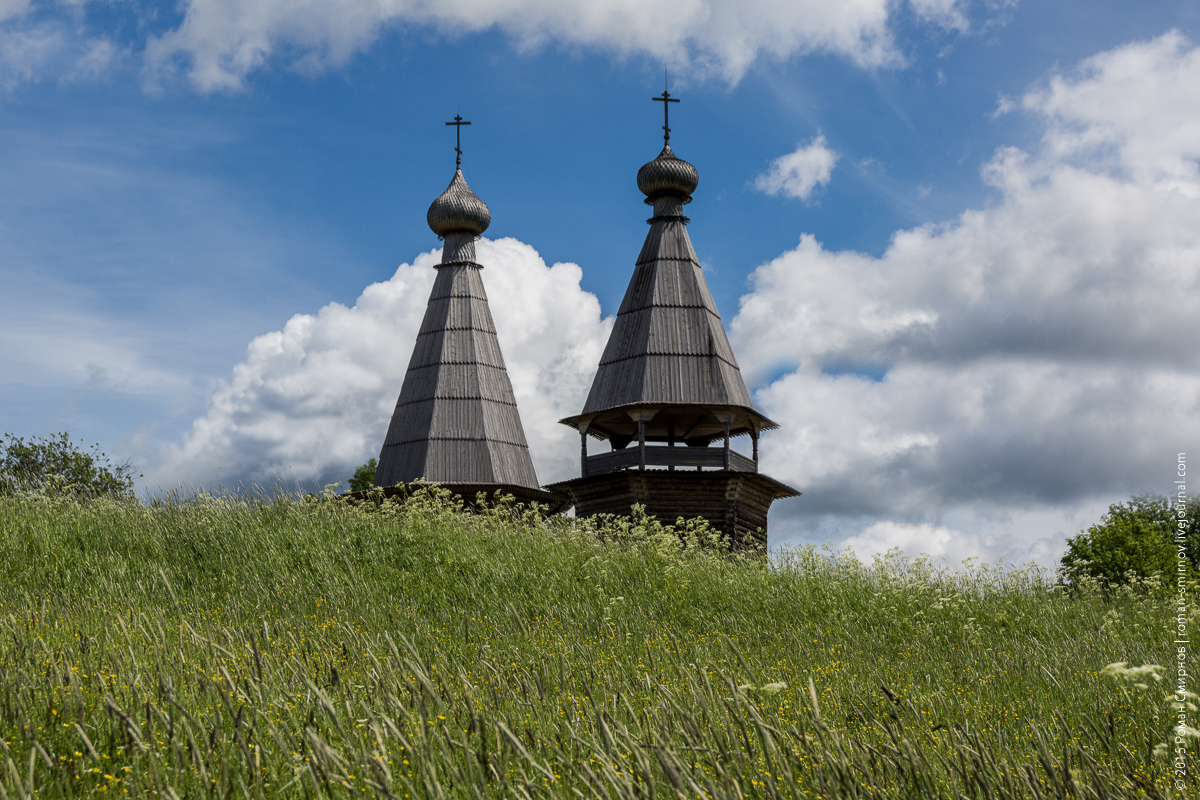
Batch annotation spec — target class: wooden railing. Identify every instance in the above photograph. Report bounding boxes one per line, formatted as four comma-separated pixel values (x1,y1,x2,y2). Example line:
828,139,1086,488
583,445,756,476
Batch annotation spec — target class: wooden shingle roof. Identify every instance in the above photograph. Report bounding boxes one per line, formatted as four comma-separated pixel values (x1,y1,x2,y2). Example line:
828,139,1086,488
582,219,753,412
375,169,546,498
562,146,774,445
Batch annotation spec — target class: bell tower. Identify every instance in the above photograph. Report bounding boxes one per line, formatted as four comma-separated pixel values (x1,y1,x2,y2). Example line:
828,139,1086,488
547,92,799,548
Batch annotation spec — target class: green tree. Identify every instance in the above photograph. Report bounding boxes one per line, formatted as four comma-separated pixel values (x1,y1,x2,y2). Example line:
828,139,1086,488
1059,493,1199,587
0,432,138,499
348,458,378,492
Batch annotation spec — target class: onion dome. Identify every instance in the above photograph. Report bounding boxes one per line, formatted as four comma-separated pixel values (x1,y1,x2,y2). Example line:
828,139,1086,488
637,143,699,201
427,169,491,237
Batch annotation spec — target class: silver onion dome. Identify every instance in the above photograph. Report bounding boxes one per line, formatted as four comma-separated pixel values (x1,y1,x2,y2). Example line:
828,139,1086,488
637,143,699,201
427,169,491,237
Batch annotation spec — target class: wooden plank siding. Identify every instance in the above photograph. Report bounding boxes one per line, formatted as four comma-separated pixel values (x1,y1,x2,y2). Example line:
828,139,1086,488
549,471,798,551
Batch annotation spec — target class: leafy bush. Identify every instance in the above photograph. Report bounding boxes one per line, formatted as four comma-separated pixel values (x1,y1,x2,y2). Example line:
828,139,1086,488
348,457,377,491
1059,493,1198,588
0,431,137,499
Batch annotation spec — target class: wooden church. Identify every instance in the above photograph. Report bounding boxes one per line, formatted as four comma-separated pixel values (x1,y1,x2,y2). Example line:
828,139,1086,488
374,101,798,547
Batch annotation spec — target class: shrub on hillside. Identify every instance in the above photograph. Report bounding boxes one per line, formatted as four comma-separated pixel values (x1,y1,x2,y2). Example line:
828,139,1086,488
1059,493,1198,588
580,503,735,556
0,431,137,499
348,457,377,492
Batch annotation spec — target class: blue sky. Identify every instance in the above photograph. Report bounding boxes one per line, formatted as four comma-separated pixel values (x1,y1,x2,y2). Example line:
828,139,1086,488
2,0,1199,566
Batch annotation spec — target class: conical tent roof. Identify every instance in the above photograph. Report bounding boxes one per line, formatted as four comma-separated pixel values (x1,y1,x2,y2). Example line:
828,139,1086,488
582,213,754,413
563,144,774,445
547,125,799,547
375,168,544,496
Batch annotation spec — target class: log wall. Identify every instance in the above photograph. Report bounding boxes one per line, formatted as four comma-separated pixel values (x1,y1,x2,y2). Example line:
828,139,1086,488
550,471,798,551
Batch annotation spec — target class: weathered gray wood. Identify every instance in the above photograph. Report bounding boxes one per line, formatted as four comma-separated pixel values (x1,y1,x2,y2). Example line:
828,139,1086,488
547,470,799,551
583,215,752,415
552,135,798,544
563,195,773,446
375,168,543,497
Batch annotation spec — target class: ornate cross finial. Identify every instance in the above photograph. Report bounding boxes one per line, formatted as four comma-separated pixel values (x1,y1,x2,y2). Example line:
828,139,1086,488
445,114,471,167
651,87,679,145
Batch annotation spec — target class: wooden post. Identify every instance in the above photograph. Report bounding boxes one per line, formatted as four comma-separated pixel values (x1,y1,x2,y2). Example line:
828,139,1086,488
668,422,675,471
751,429,759,467
723,420,730,471
580,430,588,476
638,420,646,471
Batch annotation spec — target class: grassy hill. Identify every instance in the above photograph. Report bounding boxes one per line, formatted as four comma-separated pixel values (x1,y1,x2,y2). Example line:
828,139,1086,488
0,489,1193,798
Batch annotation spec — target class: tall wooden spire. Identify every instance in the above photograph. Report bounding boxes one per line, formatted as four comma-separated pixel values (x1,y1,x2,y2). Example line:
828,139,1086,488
550,94,798,549
374,124,560,507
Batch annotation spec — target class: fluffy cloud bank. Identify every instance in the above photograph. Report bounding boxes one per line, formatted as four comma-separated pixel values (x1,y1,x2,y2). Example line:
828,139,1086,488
0,1,986,93
143,0,906,91
732,31,1200,564
1019,29,1200,195
152,238,610,491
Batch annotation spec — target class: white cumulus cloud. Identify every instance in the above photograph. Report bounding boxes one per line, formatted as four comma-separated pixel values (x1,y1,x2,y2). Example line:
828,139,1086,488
752,134,839,200
140,0,967,93
1019,29,1200,196
734,31,1200,566
0,1,997,93
151,238,611,491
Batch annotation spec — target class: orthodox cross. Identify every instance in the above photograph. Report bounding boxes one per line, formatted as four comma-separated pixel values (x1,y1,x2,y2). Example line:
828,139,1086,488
652,89,679,145
445,114,471,167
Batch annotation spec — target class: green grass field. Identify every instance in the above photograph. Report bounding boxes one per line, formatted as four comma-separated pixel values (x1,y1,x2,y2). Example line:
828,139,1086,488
0,489,1194,798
